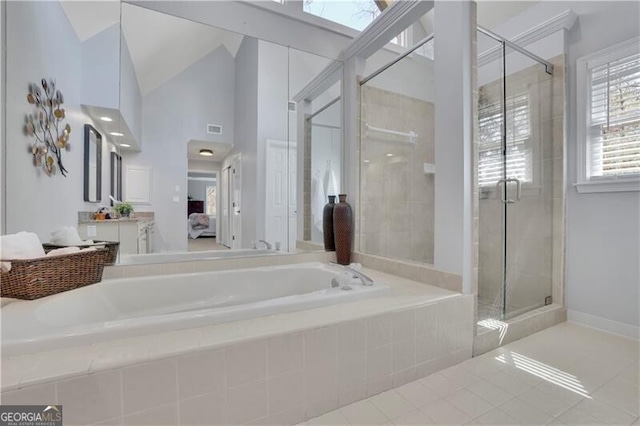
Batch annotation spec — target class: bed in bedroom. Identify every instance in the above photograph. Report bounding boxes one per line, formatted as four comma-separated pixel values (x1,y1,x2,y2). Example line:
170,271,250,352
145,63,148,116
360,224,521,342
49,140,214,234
188,213,216,239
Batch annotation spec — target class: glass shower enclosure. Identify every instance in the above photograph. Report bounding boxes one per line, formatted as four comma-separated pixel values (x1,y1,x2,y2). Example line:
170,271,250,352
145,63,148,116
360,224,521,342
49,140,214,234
477,28,564,321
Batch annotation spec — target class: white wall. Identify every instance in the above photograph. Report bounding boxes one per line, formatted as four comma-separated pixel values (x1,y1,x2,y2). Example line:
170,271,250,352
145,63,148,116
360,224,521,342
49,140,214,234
4,1,118,241
81,23,120,110
491,2,640,331
564,2,640,331
188,159,221,174
119,34,142,147
124,46,235,252
187,177,216,202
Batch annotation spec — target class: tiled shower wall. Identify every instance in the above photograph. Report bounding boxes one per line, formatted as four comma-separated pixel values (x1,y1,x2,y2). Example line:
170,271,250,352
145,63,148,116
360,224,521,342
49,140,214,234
477,55,565,319
1,296,473,426
360,86,435,264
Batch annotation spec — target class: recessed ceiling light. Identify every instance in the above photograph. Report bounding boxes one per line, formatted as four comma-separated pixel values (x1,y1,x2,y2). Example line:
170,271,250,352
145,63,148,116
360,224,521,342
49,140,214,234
199,149,214,157
364,160,371,163
110,132,124,137
100,116,113,122
386,153,394,157
119,143,131,148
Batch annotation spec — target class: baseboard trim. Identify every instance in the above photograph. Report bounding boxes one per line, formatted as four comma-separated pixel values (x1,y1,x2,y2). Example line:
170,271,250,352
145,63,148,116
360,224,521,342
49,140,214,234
567,310,640,340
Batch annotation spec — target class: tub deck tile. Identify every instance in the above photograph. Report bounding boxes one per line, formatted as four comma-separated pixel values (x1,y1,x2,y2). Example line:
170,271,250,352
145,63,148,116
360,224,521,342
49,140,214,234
1,267,462,392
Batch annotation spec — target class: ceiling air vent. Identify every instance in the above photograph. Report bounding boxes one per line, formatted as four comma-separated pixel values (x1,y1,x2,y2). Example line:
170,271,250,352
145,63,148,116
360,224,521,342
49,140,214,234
207,124,222,135
288,101,296,112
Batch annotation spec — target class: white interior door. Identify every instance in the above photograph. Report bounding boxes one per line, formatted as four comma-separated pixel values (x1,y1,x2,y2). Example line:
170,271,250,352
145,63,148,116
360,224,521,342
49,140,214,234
231,157,242,250
265,140,287,250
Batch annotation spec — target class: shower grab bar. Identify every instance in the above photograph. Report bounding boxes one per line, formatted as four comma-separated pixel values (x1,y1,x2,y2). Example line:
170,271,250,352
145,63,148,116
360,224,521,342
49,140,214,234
365,124,418,143
478,26,554,75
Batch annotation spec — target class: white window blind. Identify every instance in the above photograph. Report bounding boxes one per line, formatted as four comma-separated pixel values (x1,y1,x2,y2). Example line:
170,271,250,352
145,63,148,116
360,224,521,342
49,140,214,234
588,52,640,178
478,93,532,186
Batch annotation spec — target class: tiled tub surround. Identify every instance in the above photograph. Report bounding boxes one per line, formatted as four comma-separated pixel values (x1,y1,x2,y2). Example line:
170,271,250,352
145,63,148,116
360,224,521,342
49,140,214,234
352,252,462,293
360,85,435,265
1,269,474,426
477,55,566,321
2,263,393,356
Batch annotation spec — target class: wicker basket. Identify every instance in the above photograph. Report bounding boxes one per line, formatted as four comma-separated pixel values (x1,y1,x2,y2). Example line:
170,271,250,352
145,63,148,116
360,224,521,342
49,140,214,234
0,248,108,300
43,241,119,265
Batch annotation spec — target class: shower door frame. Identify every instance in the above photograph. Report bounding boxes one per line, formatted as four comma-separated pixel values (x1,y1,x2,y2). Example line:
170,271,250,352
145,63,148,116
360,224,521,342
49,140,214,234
478,27,555,321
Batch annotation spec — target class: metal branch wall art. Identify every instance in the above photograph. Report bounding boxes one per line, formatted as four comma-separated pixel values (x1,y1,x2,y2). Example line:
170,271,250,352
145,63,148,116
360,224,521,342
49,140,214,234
25,79,71,176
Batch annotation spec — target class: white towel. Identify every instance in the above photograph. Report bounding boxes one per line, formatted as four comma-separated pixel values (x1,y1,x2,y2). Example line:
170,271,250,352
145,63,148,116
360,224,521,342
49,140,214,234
311,174,326,233
0,232,45,272
323,161,339,200
46,246,81,257
50,227,82,245
44,247,96,257
50,227,94,246
0,232,45,260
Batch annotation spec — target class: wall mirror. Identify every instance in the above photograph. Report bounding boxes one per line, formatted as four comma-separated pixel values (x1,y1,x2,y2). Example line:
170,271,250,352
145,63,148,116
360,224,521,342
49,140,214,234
83,124,103,203
2,0,339,265
303,92,343,246
110,152,123,205
109,3,338,264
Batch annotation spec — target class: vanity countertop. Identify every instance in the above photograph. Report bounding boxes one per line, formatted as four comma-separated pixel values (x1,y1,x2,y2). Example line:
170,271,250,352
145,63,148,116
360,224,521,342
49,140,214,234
78,218,153,224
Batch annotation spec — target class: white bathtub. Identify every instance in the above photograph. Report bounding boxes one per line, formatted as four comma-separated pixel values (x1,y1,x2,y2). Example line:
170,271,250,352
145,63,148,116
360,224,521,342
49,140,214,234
1,262,390,356
119,248,278,264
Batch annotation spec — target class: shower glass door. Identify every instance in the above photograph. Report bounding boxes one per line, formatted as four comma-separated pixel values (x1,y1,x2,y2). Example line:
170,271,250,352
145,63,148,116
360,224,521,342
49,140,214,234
503,46,554,319
477,33,556,321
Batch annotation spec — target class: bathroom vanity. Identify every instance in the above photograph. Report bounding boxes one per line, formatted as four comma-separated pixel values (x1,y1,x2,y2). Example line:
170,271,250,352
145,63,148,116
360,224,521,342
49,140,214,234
78,218,155,255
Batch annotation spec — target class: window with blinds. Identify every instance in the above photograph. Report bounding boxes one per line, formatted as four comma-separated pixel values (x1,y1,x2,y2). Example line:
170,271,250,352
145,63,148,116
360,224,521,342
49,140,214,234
588,52,640,178
206,186,217,216
478,93,532,186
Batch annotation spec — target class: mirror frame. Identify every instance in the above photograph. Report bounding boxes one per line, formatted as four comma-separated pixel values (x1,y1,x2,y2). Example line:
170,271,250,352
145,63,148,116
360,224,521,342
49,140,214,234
110,152,123,205
83,124,102,202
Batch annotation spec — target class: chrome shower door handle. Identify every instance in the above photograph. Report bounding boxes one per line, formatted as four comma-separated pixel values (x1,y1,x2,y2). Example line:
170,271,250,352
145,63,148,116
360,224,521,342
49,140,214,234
510,177,522,203
497,178,521,204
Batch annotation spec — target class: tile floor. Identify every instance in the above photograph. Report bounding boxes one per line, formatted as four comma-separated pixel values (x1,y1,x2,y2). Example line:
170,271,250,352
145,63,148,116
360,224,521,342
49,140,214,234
187,236,229,252
303,322,639,425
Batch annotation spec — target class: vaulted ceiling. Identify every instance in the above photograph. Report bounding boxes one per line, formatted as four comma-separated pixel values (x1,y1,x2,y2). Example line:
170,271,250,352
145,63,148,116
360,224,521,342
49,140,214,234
120,3,243,95
60,1,244,96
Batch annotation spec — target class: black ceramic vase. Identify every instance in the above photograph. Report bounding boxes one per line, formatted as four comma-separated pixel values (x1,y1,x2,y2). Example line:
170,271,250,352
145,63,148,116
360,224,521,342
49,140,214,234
333,194,353,265
323,195,336,251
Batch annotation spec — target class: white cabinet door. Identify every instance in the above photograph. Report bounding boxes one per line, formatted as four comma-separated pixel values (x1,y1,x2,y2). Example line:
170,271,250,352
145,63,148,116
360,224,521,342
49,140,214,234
125,166,152,204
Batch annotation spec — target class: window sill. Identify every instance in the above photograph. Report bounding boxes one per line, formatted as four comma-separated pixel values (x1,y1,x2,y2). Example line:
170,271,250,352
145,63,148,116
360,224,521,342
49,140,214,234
575,179,640,194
